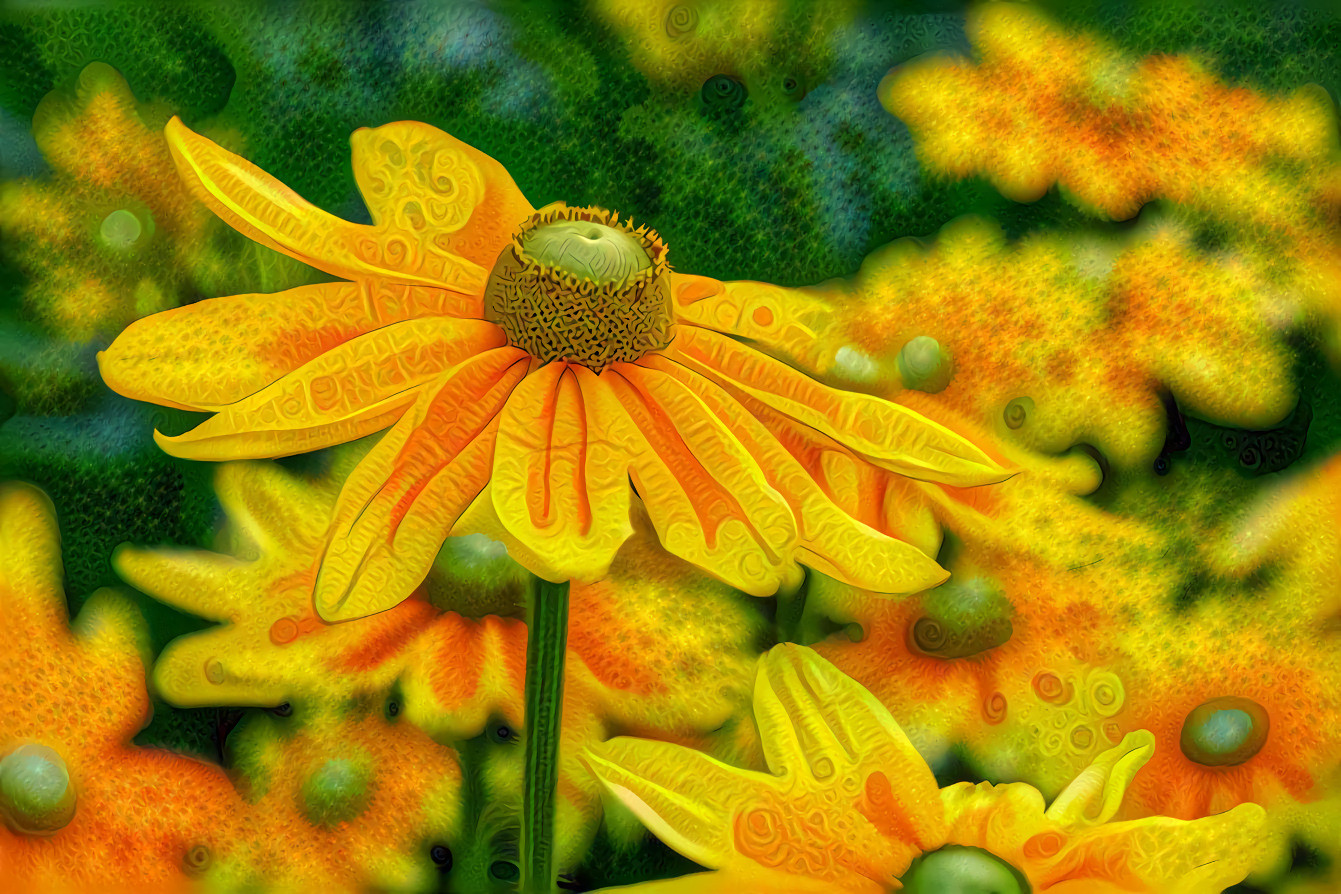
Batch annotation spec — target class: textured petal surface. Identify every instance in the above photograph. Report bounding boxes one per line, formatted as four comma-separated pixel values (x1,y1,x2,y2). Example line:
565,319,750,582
670,273,845,375
315,347,530,621
583,363,796,596
641,354,947,594
584,738,764,871
585,647,944,892
492,362,632,583
166,117,490,294
671,326,1013,486
1054,805,1267,894
757,646,946,850
98,280,482,411
154,318,505,461
350,120,535,272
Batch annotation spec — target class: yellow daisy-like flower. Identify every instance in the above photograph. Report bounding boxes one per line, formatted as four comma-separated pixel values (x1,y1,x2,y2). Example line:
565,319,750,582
98,118,1011,621
582,645,1265,893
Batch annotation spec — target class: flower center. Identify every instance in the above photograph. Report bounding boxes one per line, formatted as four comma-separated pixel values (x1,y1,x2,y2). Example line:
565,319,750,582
483,205,673,374
899,846,1029,894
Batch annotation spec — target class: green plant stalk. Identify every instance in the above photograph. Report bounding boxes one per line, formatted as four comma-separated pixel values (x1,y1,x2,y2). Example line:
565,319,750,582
521,576,570,894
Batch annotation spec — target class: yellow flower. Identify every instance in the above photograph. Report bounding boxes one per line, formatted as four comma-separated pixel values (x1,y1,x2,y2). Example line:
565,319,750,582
582,645,1265,893
98,118,1011,621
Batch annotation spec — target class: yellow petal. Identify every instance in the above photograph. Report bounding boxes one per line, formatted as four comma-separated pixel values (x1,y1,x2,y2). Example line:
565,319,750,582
98,280,482,411
315,347,529,622
641,355,947,594
938,780,1051,865
0,483,67,635
582,737,765,871
208,460,332,556
671,273,845,375
153,317,506,461
491,363,632,583
165,117,489,294
350,120,535,271
1045,730,1155,828
671,326,1014,486
113,546,250,623
1055,804,1265,894
598,866,874,893
759,646,946,849
585,363,797,596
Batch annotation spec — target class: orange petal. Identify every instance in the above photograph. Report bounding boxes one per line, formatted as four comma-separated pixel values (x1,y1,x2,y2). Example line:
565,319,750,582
671,326,1014,486
315,347,529,621
350,120,534,272
165,117,489,294
98,280,483,411
672,273,844,375
492,363,632,584
154,318,507,461
640,355,947,594
583,364,796,597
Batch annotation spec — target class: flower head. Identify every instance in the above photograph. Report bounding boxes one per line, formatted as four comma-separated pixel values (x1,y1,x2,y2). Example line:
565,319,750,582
98,118,1012,620
582,645,1265,893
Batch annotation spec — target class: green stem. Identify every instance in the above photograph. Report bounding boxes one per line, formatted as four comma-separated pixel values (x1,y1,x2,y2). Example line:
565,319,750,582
521,576,569,894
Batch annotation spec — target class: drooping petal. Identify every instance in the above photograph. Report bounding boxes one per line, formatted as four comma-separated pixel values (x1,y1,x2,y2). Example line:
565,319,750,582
98,280,483,411
640,355,947,594
582,363,796,596
315,347,530,622
165,117,490,294
582,737,768,871
350,120,535,272
153,317,506,460
671,273,845,375
491,362,632,584
670,326,1014,486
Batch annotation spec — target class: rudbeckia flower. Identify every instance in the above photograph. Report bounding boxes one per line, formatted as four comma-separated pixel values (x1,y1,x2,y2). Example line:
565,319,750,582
582,644,1265,893
98,118,1011,621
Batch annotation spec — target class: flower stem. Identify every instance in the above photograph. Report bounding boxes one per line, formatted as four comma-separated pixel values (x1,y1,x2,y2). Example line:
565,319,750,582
521,576,569,894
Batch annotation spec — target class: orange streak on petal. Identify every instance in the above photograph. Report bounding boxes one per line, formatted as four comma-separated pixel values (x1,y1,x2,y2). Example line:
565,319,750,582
315,348,528,621
155,318,506,461
596,363,795,596
637,355,945,595
671,326,1012,487
327,599,438,672
491,364,631,583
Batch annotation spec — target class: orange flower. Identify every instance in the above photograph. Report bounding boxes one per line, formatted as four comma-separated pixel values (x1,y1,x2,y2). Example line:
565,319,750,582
98,118,1011,621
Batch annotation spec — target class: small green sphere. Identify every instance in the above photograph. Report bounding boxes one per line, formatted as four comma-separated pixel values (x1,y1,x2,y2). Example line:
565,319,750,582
897,336,954,393
523,220,650,284
99,209,143,250
0,743,76,835
900,846,1028,894
301,757,373,826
